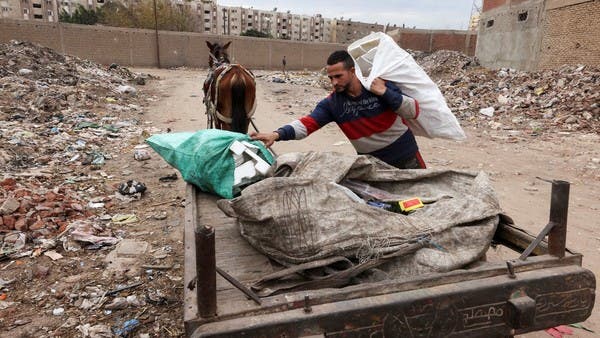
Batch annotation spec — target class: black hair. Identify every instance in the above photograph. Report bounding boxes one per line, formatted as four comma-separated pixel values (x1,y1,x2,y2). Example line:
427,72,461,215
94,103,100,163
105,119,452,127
327,50,354,69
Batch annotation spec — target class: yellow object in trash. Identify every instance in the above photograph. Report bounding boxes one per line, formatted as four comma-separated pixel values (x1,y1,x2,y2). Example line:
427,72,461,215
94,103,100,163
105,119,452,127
398,198,424,213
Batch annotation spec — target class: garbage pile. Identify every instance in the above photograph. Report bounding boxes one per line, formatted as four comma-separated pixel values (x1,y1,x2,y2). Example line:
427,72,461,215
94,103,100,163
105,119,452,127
413,50,480,77
0,40,150,242
255,69,332,91
0,41,186,337
415,51,600,135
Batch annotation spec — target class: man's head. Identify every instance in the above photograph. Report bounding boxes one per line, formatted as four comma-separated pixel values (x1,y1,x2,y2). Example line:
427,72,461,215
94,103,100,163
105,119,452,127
326,50,356,93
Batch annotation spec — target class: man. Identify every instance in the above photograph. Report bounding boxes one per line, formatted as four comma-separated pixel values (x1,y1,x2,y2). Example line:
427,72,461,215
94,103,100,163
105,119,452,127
251,50,426,169
282,56,287,78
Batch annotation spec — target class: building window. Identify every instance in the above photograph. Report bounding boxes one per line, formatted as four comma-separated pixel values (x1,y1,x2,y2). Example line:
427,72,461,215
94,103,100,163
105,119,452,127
32,3,41,8
47,9,52,15
23,8,29,13
34,13,42,18
518,11,528,22
486,19,494,28
204,18,209,22
247,23,251,26
205,27,210,31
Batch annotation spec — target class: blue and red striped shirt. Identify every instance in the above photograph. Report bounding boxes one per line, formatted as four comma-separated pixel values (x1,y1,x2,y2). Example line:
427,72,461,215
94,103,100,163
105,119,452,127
277,82,421,166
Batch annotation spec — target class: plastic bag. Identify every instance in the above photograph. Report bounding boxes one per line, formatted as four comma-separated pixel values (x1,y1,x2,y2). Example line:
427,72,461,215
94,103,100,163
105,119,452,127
348,32,466,140
146,129,274,198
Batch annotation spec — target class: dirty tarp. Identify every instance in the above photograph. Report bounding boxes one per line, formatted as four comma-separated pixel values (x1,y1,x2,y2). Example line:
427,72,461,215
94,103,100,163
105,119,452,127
218,151,501,277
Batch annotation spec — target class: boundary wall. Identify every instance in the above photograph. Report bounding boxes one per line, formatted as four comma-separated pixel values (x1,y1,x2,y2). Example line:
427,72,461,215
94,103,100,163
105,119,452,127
0,19,476,69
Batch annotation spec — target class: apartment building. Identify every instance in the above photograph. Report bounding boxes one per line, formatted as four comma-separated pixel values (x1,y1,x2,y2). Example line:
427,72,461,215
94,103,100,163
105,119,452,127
334,19,384,44
1,0,20,19
0,0,385,43
192,0,372,42
0,0,108,22
1,0,59,21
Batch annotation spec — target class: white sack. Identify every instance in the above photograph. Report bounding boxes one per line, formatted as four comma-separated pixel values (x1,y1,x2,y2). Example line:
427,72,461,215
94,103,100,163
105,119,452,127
348,32,466,140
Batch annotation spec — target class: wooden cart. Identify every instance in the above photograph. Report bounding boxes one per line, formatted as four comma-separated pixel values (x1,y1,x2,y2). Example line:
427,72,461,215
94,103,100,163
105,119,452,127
183,180,595,337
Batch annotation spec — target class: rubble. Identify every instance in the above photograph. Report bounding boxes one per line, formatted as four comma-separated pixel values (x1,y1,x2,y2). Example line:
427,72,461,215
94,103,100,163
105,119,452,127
1,41,183,337
411,50,599,135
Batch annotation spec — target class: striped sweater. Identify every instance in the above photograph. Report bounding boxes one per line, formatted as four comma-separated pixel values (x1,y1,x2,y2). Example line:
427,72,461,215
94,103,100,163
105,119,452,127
276,81,420,165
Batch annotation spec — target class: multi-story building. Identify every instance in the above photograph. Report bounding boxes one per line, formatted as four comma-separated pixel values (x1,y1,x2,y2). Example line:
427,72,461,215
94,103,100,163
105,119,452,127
334,19,384,44
1,0,20,19
0,0,388,42
196,0,217,34
21,0,59,22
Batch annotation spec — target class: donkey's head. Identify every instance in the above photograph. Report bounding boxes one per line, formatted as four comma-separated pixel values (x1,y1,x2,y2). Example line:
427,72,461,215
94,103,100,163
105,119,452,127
206,41,231,68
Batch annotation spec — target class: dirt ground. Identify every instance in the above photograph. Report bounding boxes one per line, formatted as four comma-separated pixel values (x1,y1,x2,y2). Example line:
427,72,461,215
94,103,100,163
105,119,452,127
2,66,598,337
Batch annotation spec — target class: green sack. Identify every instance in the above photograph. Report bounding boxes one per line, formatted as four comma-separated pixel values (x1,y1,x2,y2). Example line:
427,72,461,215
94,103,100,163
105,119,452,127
146,129,274,199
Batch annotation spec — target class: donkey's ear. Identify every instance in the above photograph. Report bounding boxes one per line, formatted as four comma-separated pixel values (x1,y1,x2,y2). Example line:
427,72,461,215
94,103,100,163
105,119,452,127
223,41,232,50
206,41,214,49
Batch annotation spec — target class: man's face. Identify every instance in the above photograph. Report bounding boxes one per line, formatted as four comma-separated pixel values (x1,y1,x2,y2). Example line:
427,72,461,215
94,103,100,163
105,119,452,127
326,62,355,93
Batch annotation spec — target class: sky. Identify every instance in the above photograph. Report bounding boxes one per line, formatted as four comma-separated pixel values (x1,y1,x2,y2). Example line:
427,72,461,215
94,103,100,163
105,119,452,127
217,0,481,30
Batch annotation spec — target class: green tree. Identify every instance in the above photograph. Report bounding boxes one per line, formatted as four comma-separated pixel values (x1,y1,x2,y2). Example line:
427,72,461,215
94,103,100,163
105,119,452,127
98,1,136,28
98,0,196,32
241,29,272,38
59,5,100,25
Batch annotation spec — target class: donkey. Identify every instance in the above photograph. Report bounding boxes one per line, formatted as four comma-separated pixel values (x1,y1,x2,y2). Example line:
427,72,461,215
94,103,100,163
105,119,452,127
203,41,256,133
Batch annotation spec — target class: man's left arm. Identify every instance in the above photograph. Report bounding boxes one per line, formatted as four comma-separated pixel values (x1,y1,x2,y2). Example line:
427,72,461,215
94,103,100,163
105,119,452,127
370,78,419,120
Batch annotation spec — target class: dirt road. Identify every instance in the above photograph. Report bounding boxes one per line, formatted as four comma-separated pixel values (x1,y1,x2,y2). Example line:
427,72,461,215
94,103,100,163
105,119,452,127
138,67,598,337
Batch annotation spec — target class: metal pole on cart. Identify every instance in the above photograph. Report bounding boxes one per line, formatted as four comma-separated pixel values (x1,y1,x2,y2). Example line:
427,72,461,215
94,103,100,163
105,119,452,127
196,225,217,317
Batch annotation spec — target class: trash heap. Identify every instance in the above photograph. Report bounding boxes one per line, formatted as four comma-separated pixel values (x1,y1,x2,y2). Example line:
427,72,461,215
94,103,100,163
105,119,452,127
0,40,150,244
255,70,332,91
412,50,599,135
1,41,187,337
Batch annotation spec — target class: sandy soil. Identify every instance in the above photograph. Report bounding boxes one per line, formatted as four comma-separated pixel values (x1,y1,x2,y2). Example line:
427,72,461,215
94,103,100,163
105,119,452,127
139,67,599,337
3,66,595,337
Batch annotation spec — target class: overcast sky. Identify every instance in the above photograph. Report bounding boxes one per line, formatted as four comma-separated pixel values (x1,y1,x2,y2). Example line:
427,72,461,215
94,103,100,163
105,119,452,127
217,1,481,30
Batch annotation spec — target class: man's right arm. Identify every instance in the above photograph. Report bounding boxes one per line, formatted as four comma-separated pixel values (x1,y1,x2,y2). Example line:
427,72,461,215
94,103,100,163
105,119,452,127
250,98,333,146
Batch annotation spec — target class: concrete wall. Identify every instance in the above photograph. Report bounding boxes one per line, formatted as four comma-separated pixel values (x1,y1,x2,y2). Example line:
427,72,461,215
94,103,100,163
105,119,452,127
0,19,479,69
0,19,344,70
538,0,600,69
476,0,545,70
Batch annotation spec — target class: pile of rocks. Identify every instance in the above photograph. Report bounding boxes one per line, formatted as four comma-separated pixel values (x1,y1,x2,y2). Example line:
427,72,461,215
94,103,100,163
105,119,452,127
0,177,91,237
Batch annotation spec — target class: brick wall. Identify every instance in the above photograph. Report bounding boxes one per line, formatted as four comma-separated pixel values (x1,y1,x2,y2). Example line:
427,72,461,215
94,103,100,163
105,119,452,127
391,29,477,56
398,31,432,52
537,0,600,69
483,0,508,12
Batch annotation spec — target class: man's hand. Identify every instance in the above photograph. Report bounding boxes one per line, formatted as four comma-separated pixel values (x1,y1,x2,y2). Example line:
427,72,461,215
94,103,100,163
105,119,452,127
369,78,387,96
249,131,279,147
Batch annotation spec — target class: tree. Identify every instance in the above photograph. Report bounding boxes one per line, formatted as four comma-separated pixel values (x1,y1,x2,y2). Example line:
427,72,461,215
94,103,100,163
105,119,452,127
241,29,272,38
59,5,100,25
98,0,196,32
97,1,136,28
